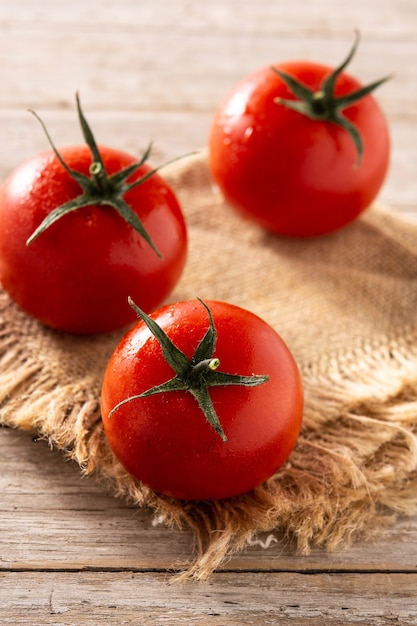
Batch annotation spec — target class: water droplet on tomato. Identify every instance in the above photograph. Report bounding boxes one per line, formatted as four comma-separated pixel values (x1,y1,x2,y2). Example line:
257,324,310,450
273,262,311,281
223,90,248,117
243,126,253,141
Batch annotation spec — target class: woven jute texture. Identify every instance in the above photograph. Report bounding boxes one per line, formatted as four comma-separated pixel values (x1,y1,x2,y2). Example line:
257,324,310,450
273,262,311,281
1,150,417,581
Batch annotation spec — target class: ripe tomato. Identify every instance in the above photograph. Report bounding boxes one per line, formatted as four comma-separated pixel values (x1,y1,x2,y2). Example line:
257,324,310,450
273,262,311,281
101,298,303,501
0,98,187,334
208,34,390,237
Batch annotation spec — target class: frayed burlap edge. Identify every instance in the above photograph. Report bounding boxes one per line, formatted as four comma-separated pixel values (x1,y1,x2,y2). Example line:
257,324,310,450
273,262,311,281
1,314,417,582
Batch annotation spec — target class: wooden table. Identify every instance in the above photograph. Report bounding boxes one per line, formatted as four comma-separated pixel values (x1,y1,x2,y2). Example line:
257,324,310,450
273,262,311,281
1,1,416,623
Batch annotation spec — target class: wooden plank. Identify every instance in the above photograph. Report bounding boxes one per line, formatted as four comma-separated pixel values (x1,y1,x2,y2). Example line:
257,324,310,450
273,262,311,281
0,0,415,117
0,0,415,39
2,427,417,572
0,27,415,115
0,571,416,625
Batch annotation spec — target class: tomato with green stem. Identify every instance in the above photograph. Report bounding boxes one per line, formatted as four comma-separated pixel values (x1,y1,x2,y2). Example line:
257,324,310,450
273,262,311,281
101,298,304,501
0,94,187,334
208,32,391,237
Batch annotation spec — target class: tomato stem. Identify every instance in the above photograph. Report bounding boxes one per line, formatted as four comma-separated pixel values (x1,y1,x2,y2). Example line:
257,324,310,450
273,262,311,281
310,91,328,116
90,162,109,194
107,298,269,442
271,30,391,165
190,357,220,378
25,93,192,257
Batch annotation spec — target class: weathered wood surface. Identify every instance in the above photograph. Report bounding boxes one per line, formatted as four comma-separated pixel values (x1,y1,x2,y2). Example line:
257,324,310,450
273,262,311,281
1,0,417,623
1,570,416,625
2,431,417,626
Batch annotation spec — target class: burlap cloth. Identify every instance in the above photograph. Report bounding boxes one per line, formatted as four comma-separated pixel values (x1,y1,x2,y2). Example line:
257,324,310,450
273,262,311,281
1,150,417,581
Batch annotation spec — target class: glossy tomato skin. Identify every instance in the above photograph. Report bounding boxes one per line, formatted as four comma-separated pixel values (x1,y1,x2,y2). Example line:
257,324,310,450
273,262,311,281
0,145,187,334
101,300,304,501
208,61,390,237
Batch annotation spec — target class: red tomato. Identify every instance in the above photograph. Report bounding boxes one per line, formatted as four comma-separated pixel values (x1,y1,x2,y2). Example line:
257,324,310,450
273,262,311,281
0,140,187,334
208,37,390,237
101,298,303,501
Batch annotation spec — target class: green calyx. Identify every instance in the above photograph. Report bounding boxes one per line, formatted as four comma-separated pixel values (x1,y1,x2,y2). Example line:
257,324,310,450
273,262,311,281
108,298,270,442
271,31,391,165
26,93,168,257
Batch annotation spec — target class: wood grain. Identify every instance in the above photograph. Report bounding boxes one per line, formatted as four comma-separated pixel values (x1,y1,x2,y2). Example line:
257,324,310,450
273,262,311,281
1,0,417,622
1,571,417,625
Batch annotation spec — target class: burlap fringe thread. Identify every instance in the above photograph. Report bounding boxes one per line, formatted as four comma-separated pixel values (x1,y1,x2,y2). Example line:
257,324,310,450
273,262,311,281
1,151,417,582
